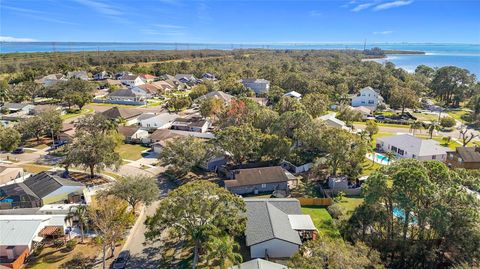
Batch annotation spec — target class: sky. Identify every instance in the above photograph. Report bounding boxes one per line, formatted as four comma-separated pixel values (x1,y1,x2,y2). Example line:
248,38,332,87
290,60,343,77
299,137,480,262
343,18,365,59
0,0,479,43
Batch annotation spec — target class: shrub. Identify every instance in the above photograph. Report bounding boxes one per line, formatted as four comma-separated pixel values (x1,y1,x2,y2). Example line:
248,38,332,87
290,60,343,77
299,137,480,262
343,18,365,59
440,117,456,128
52,239,65,248
327,203,344,219
65,240,77,251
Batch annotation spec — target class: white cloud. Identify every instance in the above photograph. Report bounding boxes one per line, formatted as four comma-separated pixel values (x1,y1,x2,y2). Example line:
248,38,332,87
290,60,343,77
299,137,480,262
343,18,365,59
0,36,37,42
374,0,413,11
351,3,375,12
309,10,323,16
73,0,123,16
373,31,393,35
153,24,185,29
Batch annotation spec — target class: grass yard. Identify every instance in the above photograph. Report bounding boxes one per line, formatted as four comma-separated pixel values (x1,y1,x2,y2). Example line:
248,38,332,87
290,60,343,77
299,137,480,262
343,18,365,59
19,163,53,173
447,109,470,123
355,121,410,129
362,159,382,176
411,112,440,122
60,108,94,120
336,197,364,218
116,143,150,161
26,240,99,269
301,206,341,239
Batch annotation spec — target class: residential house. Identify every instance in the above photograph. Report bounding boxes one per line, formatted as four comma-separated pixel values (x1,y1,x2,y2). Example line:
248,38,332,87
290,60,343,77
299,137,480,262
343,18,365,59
105,79,123,88
115,71,133,79
171,117,210,133
229,259,288,269
351,86,384,110
67,71,89,80
117,126,149,144
133,84,161,96
318,113,349,130
34,74,66,87
0,171,85,209
152,80,176,93
0,215,68,269
244,198,317,259
0,103,35,114
200,156,228,172
201,73,216,80
104,88,148,105
0,165,25,186
149,129,182,153
57,123,76,143
119,74,145,87
352,106,373,119
93,71,110,80
446,146,480,169
174,74,198,85
377,134,449,161
101,107,143,125
195,90,233,105
139,74,157,84
137,113,178,131
241,79,270,95
283,91,302,99
223,166,290,195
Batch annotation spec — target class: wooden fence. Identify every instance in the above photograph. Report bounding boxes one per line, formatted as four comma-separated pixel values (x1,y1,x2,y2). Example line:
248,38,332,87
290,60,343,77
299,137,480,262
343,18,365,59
298,197,334,206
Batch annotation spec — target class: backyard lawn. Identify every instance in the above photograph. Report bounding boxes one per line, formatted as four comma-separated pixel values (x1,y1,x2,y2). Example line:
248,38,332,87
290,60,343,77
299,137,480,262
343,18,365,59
301,206,341,239
60,108,94,120
26,240,99,269
336,197,364,218
19,163,53,173
116,143,149,160
361,159,382,176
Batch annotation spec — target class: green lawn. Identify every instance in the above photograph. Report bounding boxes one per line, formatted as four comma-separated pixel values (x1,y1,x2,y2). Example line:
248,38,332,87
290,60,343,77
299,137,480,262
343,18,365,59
447,109,469,123
301,206,341,239
336,197,364,218
60,108,94,120
411,112,440,122
362,159,382,176
19,163,53,173
116,143,149,160
355,121,410,129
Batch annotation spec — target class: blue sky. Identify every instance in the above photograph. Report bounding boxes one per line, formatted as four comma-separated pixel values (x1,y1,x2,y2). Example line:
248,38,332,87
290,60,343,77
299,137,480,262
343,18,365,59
1,0,479,43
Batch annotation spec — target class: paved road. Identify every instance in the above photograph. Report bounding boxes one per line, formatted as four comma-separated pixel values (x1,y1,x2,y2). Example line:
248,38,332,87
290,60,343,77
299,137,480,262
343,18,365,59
124,171,176,269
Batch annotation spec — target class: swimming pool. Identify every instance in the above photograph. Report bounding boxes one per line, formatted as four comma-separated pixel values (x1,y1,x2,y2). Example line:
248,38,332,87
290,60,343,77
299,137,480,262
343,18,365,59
366,152,391,165
393,207,417,224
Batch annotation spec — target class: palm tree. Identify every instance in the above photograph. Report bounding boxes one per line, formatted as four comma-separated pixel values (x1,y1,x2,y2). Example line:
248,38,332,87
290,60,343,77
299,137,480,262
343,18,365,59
65,205,89,243
427,120,440,139
206,235,242,269
409,121,423,136
384,151,396,165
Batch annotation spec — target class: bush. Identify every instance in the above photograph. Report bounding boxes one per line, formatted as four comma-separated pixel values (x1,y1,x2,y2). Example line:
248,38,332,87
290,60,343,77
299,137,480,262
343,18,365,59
327,203,344,219
65,240,77,251
52,239,65,248
440,117,456,128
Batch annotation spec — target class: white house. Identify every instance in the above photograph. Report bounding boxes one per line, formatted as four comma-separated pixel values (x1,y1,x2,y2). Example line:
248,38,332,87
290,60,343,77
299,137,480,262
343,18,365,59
229,259,288,269
318,113,350,130
137,113,178,131
241,79,270,95
351,87,384,110
376,134,449,161
283,91,302,99
119,74,145,87
244,198,317,259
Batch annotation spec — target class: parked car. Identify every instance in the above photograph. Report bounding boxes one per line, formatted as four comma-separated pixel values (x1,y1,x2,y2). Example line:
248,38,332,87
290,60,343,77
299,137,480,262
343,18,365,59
375,115,385,120
112,250,130,269
12,147,24,154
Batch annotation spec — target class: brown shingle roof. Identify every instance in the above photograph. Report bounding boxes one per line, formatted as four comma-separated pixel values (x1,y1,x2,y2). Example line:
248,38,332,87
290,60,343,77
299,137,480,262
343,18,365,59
456,147,480,162
117,126,139,138
224,166,289,188
101,107,142,120
149,129,181,141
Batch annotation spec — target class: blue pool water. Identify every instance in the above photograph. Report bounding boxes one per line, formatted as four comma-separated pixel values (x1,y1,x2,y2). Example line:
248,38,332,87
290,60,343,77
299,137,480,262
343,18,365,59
393,207,417,224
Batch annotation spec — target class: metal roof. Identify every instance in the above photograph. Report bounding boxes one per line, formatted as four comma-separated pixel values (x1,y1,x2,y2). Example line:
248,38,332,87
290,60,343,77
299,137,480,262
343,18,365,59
0,219,42,246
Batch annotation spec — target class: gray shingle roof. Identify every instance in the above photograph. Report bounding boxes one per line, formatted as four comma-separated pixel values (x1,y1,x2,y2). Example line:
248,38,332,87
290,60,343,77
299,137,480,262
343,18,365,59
244,199,302,247
195,91,233,103
23,172,84,198
101,107,143,120
229,259,288,269
455,147,480,162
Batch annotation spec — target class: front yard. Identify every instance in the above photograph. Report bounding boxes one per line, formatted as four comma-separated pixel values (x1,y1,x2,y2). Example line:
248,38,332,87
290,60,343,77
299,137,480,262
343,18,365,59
116,143,150,161
26,239,99,269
